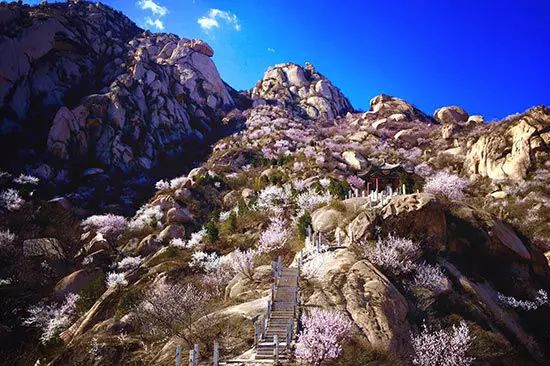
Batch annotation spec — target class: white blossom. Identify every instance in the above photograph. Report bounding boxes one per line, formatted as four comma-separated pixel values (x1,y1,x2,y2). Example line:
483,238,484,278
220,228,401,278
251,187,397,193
411,321,474,366
106,272,128,287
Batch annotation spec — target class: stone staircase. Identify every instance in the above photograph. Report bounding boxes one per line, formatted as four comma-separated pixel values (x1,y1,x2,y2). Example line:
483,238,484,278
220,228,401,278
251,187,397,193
255,267,299,362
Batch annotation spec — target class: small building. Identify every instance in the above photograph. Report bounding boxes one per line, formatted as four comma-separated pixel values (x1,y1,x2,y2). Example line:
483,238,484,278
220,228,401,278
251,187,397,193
358,163,414,192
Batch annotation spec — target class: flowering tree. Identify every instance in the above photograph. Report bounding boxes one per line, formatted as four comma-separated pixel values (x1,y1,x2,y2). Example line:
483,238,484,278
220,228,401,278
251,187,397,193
23,293,80,344
295,308,353,365
497,289,548,311
135,277,210,346
424,171,469,200
411,321,474,366
362,235,420,276
255,185,290,213
296,190,333,213
346,175,365,189
258,216,290,253
229,248,256,281
1,189,24,211
0,229,15,249
81,214,128,239
413,263,448,293
155,180,170,191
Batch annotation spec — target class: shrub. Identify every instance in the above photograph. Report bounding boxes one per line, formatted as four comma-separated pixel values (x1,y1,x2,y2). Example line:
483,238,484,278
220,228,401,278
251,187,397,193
0,229,15,249
295,308,353,366
0,189,24,211
76,273,106,315
413,263,447,293
296,189,333,212
81,214,128,239
170,227,207,249
328,179,351,200
411,321,474,366
116,256,143,271
14,174,39,185
23,293,80,344
128,204,163,232
424,171,469,200
362,235,420,276
301,248,335,279
255,185,290,213
189,251,221,272
106,272,128,288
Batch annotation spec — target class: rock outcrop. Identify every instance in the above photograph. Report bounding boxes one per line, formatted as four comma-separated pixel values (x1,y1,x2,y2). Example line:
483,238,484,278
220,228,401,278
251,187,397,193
250,62,353,119
1,1,234,175
464,106,549,180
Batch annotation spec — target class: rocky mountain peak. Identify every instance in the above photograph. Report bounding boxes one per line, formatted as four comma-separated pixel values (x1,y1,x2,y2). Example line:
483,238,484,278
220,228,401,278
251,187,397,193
250,62,354,119
0,1,235,181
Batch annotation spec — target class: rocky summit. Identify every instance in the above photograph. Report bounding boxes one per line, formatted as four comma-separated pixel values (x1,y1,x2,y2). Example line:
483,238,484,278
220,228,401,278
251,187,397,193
0,2,549,366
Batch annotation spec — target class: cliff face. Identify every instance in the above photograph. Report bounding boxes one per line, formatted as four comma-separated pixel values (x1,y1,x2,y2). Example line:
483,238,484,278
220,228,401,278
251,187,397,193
0,1,234,177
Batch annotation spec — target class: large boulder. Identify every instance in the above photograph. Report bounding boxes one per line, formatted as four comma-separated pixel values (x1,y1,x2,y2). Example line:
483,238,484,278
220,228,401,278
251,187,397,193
311,197,371,233
306,249,411,357
434,106,469,125
0,1,235,176
379,193,447,251
342,150,369,170
343,261,411,357
369,94,434,124
54,268,103,299
166,207,193,225
22,238,65,260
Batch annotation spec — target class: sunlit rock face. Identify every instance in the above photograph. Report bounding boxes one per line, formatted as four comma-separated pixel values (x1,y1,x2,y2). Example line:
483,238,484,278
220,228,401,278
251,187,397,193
250,62,354,119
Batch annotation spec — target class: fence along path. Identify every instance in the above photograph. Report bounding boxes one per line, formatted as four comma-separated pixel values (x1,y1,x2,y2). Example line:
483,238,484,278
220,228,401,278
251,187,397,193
255,262,299,362
178,257,300,365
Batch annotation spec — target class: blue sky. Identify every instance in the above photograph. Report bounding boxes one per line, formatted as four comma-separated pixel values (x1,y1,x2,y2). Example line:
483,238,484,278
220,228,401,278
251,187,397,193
26,0,550,120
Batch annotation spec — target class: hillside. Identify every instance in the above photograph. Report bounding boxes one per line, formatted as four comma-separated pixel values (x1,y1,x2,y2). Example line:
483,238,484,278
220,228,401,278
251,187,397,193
0,2,549,366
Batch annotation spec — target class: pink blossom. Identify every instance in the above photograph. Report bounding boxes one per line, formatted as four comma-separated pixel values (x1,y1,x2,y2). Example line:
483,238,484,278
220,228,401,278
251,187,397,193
411,321,474,366
81,214,128,238
413,263,447,293
295,308,353,365
424,171,469,200
229,248,256,280
23,293,80,344
346,175,365,189
362,235,420,276
1,189,24,211
258,216,290,253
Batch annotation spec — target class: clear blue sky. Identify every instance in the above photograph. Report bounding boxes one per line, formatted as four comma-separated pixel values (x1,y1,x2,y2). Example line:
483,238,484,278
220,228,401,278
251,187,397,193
26,0,550,120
